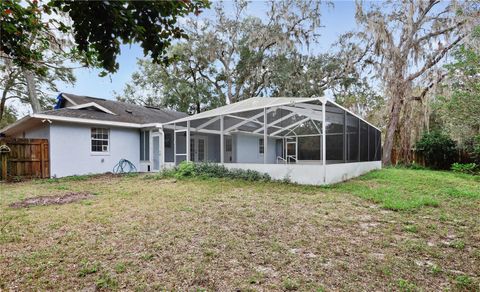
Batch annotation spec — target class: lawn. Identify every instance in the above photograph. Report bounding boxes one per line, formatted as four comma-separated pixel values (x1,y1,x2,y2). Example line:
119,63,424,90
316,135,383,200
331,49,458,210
0,168,479,291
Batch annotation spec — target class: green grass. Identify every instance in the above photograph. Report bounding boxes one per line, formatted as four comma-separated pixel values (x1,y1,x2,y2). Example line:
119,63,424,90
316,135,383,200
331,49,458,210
333,168,480,211
0,168,479,290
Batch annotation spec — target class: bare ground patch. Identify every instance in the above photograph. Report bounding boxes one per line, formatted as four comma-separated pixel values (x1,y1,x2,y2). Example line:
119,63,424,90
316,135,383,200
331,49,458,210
9,192,94,208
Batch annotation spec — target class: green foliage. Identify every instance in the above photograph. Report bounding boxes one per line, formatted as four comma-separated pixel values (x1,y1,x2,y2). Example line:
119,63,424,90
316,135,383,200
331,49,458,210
282,278,300,291
0,107,16,129
415,131,457,170
78,260,100,277
95,273,118,289
397,279,417,292
0,0,50,74
175,161,196,178
439,44,480,150
463,135,480,163
118,1,376,116
451,163,478,175
454,275,476,290
157,161,271,182
116,56,223,114
1,0,209,74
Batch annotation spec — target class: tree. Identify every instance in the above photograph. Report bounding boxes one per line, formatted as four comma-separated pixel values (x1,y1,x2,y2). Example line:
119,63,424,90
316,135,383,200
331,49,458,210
415,130,457,169
0,106,16,129
1,2,76,124
0,56,75,122
344,0,479,165
119,0,381,119
440,41,480,140
116,47,223,114
170,0,324,104
1,0,209,75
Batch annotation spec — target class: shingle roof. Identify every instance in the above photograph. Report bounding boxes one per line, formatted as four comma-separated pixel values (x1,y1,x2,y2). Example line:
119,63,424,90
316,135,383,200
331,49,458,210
42,93,187,124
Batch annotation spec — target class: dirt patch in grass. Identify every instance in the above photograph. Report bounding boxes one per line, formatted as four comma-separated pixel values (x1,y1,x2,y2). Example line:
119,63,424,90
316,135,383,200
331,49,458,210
9,192,94,208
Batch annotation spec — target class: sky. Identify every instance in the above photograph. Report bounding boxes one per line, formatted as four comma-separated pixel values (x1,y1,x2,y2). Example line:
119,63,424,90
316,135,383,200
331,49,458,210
56,0,358,101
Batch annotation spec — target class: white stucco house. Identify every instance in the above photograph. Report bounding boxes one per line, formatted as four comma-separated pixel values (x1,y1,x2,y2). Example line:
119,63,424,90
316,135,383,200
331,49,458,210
0,93,381,184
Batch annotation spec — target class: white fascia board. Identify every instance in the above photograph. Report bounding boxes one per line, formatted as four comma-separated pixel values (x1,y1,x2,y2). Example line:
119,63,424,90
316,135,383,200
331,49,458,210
0,115,34,134
68,102,116,115
140,123,163,129
32,114,142,128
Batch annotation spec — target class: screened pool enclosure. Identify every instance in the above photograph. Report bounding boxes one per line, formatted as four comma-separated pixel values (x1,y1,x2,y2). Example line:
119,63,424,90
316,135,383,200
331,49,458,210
162,97,381,185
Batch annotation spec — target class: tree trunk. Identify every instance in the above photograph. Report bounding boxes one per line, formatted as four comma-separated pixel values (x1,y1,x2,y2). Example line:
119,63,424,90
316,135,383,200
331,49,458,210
23,70,42,113
382,83,407,166
0,93,6,121
196,101,201,113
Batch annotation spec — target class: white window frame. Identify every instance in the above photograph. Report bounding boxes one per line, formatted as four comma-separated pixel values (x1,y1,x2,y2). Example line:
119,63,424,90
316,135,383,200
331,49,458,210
140,130,150,161
91,128,110,155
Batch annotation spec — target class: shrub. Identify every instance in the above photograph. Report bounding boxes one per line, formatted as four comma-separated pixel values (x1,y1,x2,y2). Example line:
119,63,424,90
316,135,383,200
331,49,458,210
451,162,478,175
415,131,457,170
169,161,271,182
175,161,196,178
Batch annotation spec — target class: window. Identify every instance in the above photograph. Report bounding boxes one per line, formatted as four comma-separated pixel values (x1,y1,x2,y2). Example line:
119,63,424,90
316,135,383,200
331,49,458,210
91,128,109,152
164,132,172,148
225,137,232,152
140,130,150,161
259,138,264,154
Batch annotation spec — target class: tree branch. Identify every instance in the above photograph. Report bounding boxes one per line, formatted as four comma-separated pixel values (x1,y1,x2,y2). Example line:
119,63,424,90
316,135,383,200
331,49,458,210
407,34,465,81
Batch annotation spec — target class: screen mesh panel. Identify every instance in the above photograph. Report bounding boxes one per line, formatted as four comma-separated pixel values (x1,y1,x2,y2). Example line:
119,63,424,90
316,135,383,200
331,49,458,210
360,121,369,161
369,126,376,161
346,114,359,162
298,136,321,160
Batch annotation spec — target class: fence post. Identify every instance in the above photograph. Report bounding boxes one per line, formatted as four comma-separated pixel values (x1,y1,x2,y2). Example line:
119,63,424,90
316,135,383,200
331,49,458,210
1,153,7,180
40,141,45,178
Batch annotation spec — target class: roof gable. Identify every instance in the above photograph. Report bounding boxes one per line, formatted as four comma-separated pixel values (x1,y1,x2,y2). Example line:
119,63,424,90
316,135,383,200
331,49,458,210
68,102,116,115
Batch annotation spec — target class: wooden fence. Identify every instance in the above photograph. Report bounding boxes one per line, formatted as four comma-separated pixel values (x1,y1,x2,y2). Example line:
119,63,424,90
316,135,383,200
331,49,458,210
0,138,49,181
391,148,471,168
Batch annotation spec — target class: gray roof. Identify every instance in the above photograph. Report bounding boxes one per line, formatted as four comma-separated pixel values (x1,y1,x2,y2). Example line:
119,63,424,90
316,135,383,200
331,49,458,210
41,93,187,124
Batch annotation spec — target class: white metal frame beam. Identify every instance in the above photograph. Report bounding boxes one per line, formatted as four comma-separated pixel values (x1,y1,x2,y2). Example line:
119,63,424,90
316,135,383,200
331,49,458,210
186,121,191,162
270,117,311,136
280,106,323,121
196,116,220,130
220,115,225,164
224,107,278,132
253,112,296,134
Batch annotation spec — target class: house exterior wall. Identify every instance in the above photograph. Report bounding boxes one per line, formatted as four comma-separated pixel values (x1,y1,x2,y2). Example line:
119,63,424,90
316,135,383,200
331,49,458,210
233,134,276,164
207,134,220,162
23,124,50,139
49,122,140,177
